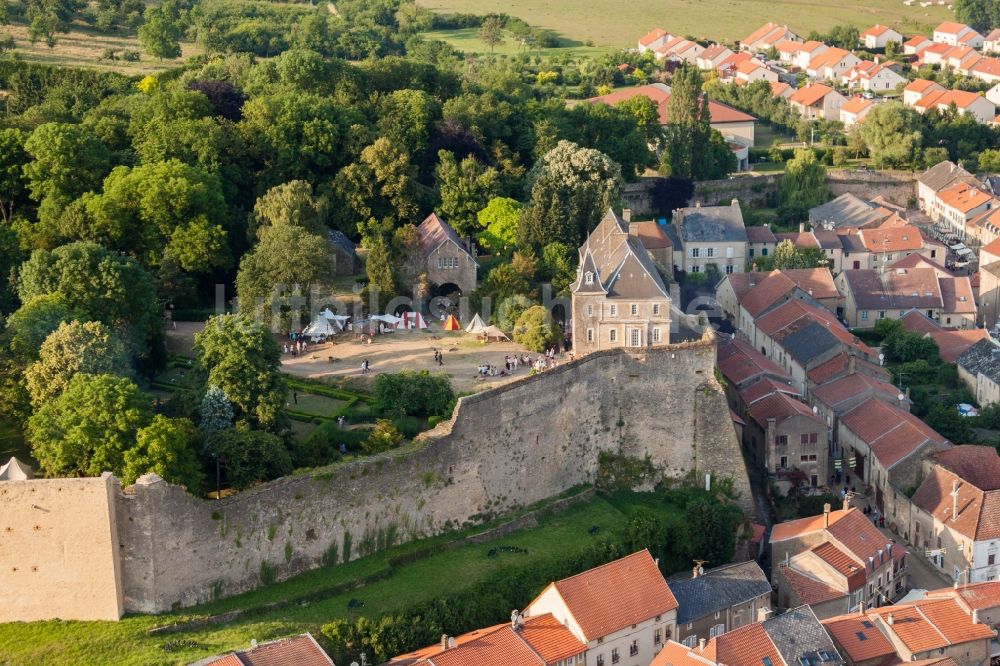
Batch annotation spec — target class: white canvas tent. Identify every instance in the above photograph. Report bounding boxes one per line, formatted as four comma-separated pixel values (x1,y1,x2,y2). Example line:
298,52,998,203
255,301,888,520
480,325,510,341
0,456,33,481
320,308,351,327
303,316,338,340
465,313,487,334
398,311,427,329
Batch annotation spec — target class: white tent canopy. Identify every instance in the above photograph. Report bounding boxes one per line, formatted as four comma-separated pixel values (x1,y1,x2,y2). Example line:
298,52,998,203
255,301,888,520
465,313,487,334
320,308,351,322
303,316,338,339
480,325,510,341
398,311,427,329
371,314,402,324
0,456,33,481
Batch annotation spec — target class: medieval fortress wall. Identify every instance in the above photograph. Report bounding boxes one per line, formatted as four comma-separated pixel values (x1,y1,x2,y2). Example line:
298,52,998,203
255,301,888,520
1,339,752,620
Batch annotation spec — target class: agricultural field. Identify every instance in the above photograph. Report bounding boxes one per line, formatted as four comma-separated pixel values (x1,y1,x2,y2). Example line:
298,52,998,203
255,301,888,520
0,489,681,665
0,21,201,74
419,0,953,47
420,27,616,58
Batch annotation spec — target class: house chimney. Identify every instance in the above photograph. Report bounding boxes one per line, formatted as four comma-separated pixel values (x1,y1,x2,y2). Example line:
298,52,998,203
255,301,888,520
693,564,701,578
887,612,894,626
843,497,851,511
699,638,707,651
824,503,831,527
441,634,450,650
799,222,805,233
623,208,632,222
973,609,980,624
848,352,857,375
732,198,740,207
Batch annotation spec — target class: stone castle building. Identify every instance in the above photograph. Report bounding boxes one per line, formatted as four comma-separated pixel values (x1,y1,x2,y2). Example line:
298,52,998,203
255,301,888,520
417,212,478,296
571,209,672,354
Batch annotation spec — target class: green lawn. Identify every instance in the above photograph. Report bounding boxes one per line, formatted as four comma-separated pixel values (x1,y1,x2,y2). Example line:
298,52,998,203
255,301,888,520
419,27,616,58
418,0,952,46
287,392,348,418
0,490,666,665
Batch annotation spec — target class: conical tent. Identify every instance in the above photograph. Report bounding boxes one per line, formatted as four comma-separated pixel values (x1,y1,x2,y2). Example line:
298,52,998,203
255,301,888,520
400,311,428,329
465,313,487,334
481,325,510,341
303,316,337,339
0,456,33,481
443,314,461,331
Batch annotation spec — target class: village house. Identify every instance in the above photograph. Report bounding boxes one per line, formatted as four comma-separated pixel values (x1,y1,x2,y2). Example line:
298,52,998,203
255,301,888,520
629,220,673,273
976,238,1000,329
957,337,1000,407
809,193,893,231
962,205,1000,249
735,60,779,84
746,224,777,264
772,506,901,618
588,83,757,166
638,28,671,53
899,307,988,361
930,182,995,238
836,267,943,328
843,62,905,92
526,550,679,666
667,561,772,647
719,267,840,338
570,209,672,355
933,21,984,48
985,29,1000,54
911,89,997,125
917,161,978,216
789,83,847,121
717,338,794,412
388,612,588,666
918,42,953,67
417,213,478,296
739,380,829,485
697,44,735,71
810,368,909,459
860,25,904,50
653,606,844,666
838,396,950,521
203,633,334,666
904,79,947,107
865,598,994,664
808,48,863,82
674,200,748,275
975,58,1000,86
924,580,1000,629
840,97,875,127
741,22,799,53
904,35,933,55
770,81,795,100
821,613,900,666
908,446,1000,583
747,298,876,393
791,40,831,70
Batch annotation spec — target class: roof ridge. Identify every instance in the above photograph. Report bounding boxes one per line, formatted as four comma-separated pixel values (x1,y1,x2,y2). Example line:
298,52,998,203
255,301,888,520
912,604,952,646
509,623,546,664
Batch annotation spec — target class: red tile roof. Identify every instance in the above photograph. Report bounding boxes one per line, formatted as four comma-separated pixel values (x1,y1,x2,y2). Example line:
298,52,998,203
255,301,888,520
651,641,718,666
774,231,820,249
932,445,1000,491
937,183,992,214
822,613,896,663
841,97,874,115
859,226,924,253
790,83,836,107
840,397,948,468
778,565,846,605
540,550,677,642
207,634,334,666
911,464,1000,541
905,79,943,94
869,597,995,652
743,389,825,429
740,271,798,317
812,541,867,590
742,23,786,47
862,25,892,38
717,338,791,386
929,581,1000,611
630,221,671,249
772,508,852,542
740,376,801,404
935,21,972,36
707,621,783,666
939,277,975,315
929,328,988,363
640,28,668,46
811,372,902,411
900,308,943,334
747,225,778,243
589,84,755,125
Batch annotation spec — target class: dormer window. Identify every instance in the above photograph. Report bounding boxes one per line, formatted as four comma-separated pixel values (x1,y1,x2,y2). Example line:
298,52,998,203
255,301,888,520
585,272,594,285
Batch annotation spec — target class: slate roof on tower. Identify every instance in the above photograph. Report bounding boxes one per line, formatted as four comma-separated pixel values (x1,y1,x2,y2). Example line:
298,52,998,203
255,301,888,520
571,209,668,300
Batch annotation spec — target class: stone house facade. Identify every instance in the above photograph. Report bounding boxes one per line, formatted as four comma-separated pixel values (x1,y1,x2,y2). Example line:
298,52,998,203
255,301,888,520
667,561,772,648
571,209,672,355
417,212,478,295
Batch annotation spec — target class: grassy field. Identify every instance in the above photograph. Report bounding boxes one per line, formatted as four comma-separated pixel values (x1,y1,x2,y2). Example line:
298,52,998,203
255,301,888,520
418,0,953,46
420,27,617,58
1,21,201,74
0,489,674,665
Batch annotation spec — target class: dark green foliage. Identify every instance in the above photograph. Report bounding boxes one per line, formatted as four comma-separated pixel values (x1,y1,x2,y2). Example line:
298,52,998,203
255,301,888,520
214,424,293,490
373,370,454,418
925,403,973,443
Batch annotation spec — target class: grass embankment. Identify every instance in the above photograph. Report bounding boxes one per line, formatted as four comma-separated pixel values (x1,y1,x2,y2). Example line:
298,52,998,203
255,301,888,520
418,0,951,46
0,489,681,665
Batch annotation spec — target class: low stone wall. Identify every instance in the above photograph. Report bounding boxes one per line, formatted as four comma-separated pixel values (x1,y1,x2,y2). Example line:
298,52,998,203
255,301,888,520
826,170,916,206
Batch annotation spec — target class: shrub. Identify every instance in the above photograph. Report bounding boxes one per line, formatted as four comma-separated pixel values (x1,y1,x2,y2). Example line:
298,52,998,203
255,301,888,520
362,419,404,454
374,371,455,418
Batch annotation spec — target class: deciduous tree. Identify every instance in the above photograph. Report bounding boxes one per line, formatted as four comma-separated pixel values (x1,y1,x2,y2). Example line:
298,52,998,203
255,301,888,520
124,415,203,491
138,0,183,60
512,305,559,352
476,196,521,253
435,150,499,236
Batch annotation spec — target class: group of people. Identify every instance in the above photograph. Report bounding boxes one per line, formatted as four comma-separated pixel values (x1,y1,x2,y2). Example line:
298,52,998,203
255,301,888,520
360,359,371,375
284,338,308,356
476,350,562,378
433,350,444,366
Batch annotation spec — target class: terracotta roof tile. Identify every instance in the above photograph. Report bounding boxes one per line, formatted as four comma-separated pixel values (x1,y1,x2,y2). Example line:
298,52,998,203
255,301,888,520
812,541,867,590
778,565,847,605
841,397,948,468
710,622,783,666
589,84,755,125
545,550,678,642
517,614,589,663
747,225,778,243
822,613,896,663
870,598,995,651
651,640,718,666
811,372,902,411
935,21,971,35
929,328,988,363
938,277,975,315
640,28,669,46
937,183,992,213
790,83,836,107
717,338,792,386
932,445,1000,490
208,634,334,666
